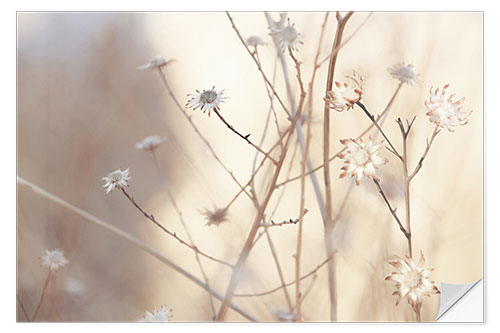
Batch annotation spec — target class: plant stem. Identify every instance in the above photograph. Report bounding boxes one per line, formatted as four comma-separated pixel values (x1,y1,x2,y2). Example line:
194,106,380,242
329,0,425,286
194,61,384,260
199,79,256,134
32,270,51,321
17,176,257,321
322,11,354,322
17,294,31,322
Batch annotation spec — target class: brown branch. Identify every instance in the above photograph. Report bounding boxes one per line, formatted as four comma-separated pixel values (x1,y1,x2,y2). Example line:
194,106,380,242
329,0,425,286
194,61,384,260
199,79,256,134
372,179,411,240
32,270,51,321
321,11,354,322
120,188,233,269
276,82,404,188
17,294,31,322
212,108,279,165
233,255,333,297
408,125,440,181
226,11,291,118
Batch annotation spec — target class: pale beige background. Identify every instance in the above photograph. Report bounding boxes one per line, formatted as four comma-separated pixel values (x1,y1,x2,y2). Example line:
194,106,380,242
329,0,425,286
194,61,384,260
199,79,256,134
17,12,482,322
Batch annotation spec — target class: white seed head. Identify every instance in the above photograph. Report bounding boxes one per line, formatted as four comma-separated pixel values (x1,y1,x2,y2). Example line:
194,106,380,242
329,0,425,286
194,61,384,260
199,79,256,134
102,168,130,194
41,249,69,272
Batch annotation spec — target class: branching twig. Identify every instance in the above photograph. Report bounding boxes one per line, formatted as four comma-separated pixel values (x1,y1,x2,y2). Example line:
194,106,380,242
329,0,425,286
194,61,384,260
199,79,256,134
16,176,257,322
233,255,333,297
120,188,233,268
408,125,440,181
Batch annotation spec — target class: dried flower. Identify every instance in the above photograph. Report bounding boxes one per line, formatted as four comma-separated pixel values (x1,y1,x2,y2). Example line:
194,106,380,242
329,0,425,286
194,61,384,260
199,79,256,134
246,36,267,47
387,62,421,86
338,137,387,185
269,13,287,31
425,84,472,132
137,56,174,70
324,71,363,112
138,305,172,322
270,18,302,52
102,168,130,194
41,249,69,272
201,207,229,227
385,251,441,312
186,86,226,116
135,135,167,151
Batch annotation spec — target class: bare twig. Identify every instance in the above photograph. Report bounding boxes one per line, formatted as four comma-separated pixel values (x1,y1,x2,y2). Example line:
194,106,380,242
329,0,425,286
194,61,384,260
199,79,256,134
234,255,333,297
260,215,302,228
17,294,31,322
156,68,253,202
276,83,404,188
16,176,257,322
212,108,279,165
408,125,440,181
32,270,51,321
321,11,354,322
120,187,233,268
149,150,216,318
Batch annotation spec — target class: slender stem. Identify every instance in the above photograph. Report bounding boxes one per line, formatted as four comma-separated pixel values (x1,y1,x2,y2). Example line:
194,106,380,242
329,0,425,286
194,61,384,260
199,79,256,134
156,68,253,202
234,255,333,297
17,176,257,321
416,306,422,322
17,294,31,322
402,128,413,258
212,108,279,165
120,187,233,268
321,11,354,322
356,101,402,160
408,125,440,181
149,151,216,318
264,228,293,311
32,270,51,321
225,12,291,118
372,179,410,239
277,83,404,188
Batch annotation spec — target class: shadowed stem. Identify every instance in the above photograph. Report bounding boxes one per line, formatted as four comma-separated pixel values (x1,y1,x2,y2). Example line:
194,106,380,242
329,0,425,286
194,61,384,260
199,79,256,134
149,150,216,318
32,270,51,321
120,187,233,268
17,294,31,322
17,176,257,321
322,11,354,322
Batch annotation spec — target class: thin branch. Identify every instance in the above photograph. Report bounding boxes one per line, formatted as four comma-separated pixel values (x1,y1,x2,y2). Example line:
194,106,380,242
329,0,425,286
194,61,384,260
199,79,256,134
226,11,291,118
234,255,333,297
356,101,402,160
212,108,279,165
32,270,51,321
149,150,216,318
276,83,404,188
17,294,31,322
120,187,233,268
260,215,302,228
16,176,257,322
321,11,354,322
156,68,253,202
372,178,410,239
408,125,440,181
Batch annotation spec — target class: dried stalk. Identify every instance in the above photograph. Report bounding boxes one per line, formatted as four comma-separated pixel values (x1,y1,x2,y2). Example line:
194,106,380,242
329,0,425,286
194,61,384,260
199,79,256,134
322,11,354,322
32,270,51,321
17,176,257,321
17,294,31,322
120,187,232,268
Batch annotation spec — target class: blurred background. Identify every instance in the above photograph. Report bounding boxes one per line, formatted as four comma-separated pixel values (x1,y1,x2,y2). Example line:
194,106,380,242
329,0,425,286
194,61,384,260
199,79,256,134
17,12,482,322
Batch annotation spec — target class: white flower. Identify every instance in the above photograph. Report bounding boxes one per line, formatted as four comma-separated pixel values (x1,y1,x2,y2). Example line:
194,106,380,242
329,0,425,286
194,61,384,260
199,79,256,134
270,18,302,52
270,305,301,322
201,207,229,227
338,137,387,185
387,62,421,86
269,13,287,31
138,305,172,322
41,249,69,272
246,36,267,47
102,168,130,194
135,135,167,151
324,71,363,112
385,251,441,312
137,56,174,70
425,84,472,132
186,86,226,116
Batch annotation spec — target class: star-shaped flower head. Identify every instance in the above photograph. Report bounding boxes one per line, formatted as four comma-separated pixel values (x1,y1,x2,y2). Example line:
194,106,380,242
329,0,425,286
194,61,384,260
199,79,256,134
387,62,421,86
324,71,363,112
270,18,303,52
102,168,130,194
135,135,167,152
424,84,472,132
385,251,441,313
137,305,172,322
338,137,387,185
41,249,69,272
186,86,227,116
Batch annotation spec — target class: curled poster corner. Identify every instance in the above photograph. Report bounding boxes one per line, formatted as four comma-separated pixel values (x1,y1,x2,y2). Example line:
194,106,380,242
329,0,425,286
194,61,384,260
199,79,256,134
435,278,483,322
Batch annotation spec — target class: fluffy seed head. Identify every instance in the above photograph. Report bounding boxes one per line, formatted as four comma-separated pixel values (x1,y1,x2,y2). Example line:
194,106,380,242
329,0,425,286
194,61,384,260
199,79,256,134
137,305,172,322
387,62,421,86
102,168,130,194
135,135,167,151
137,56,175,70
186,86,226,116
270,18,303,52
41,249,69,272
